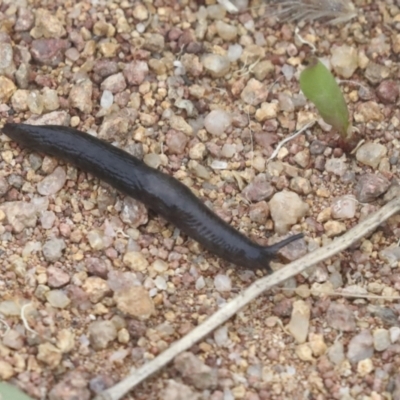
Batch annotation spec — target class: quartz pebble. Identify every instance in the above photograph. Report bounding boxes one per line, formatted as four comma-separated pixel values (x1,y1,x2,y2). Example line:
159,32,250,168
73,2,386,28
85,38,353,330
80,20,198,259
114,286,155,319
0,76,16,103
331,196,357,219
214,325,229,347
287,300,310,343
195,276,205,290
356,143,387,169
123,251,149,272
69,79,93,113
390,327,400,343
324,220,346,237
331,45,358,78
357,358,374,377
42,238,66,262
309,333,327,356
0,361,14,380
216,21,238,41
325,158,348,176
0,201,38,233
269,191,309,234
214,274,232,292
0,300,21,316
46,289,71,308
101,72,127,94
373,329,390,351
37,343,62,369
328,341,345,365
2,329,24,350
204,110,232,136
82,277,110,303
32,8,66,39
202,54,230,78
37,166,67,195
241,78,269,106
89,320,117,350
160,380,201,400
100,90,113,108
227,44,242,62
174,352,217,390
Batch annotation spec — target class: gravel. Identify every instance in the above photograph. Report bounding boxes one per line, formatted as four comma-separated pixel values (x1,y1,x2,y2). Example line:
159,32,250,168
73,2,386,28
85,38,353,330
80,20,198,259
1,0,400,399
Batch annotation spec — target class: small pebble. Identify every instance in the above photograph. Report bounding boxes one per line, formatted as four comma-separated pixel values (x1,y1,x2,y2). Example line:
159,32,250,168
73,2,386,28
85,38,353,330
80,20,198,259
287,300,310,343
202,54,230,78
357,358,374,377
356,143,387,169
327,341,345,365
214,326,229,347
45,290,71,309
269,191,309,234
214,274,232,292
174,352,217,390
101,90,114,109
347,330,374,364
89,320,117,350
37,342,62,369
326,302,356,331
37,166,67,195
204,110,232,136
114,286,155,319
42,238,66,262
373,328,391,351
331,45,358,78
355,173,390,203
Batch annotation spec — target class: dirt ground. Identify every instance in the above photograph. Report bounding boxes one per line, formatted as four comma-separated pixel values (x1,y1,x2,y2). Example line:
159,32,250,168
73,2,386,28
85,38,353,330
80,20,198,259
0,0,400,399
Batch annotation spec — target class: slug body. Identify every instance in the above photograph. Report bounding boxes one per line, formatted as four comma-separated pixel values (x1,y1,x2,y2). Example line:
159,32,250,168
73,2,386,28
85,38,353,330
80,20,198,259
2,123,303,272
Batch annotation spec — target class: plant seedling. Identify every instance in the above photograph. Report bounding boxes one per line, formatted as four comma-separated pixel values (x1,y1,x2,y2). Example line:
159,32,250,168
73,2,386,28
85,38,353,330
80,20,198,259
0,382,35,400
299,57,357,151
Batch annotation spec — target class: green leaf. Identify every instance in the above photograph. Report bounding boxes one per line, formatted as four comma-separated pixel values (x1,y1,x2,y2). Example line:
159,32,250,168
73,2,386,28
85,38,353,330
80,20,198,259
300,57,351,138
0,382,35,400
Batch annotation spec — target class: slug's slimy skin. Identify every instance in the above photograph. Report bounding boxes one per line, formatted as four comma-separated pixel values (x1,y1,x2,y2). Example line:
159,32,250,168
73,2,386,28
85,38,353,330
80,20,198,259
2,123,303,272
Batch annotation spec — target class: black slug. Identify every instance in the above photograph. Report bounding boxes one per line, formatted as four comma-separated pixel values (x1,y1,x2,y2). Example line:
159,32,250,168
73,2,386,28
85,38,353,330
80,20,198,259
2,123,303,272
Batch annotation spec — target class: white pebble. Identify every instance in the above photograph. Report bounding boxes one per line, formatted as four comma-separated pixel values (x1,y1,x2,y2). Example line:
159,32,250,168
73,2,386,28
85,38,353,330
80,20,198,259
154,276,167,290
214,274,232,292
211,160,228,170
100,90,113,109
45,290,71,309
152,259,168,273
202,54,230,78
195,276,205,290
214,325,229,347
390,327,400,343
149,288,158,297
287,300,310,343
331,195,357,219
204,109,232,136
227,44,243,62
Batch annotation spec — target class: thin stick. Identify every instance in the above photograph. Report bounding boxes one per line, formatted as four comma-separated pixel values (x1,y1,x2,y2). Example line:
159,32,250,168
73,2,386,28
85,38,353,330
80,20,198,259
21,303,39,337
267,120,314,162
95,197,400,400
